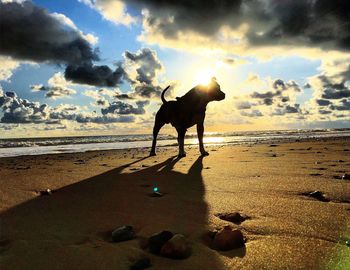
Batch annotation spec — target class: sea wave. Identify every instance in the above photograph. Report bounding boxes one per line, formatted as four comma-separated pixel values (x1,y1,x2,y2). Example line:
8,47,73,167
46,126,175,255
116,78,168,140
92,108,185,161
0,128,349,158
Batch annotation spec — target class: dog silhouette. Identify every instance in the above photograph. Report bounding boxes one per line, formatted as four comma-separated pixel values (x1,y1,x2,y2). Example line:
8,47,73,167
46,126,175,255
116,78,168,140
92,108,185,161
150,77,225,157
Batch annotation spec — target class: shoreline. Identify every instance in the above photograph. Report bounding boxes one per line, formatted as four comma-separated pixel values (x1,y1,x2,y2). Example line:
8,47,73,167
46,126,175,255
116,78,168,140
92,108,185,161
0,138,349,269
0,134,349,159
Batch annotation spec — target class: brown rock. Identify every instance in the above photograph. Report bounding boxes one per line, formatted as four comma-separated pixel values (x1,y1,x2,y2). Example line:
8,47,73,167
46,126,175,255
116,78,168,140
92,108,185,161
212,226,245,251
160,234,191,259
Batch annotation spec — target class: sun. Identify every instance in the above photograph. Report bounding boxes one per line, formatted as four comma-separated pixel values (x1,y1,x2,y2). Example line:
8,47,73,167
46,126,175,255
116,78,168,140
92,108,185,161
194,69,215,85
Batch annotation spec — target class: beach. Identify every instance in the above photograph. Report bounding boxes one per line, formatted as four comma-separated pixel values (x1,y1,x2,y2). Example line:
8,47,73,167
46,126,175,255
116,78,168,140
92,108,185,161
0,138,349,269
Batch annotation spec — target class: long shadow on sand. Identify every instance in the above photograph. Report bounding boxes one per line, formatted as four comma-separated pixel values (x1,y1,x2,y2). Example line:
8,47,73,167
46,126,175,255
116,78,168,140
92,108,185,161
0,155,229,269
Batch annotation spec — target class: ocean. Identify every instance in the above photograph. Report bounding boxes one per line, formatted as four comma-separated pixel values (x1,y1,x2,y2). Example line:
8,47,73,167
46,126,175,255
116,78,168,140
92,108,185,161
0,129,349,158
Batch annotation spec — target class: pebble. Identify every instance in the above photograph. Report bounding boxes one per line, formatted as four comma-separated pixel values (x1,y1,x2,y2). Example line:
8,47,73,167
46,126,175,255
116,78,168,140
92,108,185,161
149,191,164,197
215,212,249,224
148,231,173,254
130,258,151,270
160,234,191,259
212,226,245,251
39,189,53,195
111,225,135,243
304,191,330,202
342,174,350,180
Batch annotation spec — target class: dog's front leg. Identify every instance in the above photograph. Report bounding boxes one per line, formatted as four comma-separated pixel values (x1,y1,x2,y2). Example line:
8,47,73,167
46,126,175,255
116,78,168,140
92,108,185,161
177,128,186,158
197,122,209,156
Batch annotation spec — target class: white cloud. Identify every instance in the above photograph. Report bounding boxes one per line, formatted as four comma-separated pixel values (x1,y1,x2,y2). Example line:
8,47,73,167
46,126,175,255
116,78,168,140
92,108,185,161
79,0,135,26
0,56,21,81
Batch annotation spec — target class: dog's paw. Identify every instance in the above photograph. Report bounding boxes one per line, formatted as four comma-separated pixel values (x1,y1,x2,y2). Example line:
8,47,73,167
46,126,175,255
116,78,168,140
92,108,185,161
149,152,156,156
201,151,209,156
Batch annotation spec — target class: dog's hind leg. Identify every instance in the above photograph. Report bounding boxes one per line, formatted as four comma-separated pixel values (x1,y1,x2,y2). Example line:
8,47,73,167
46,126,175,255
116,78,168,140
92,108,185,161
197,122,209,156
177,127,187,158
150,117,164,156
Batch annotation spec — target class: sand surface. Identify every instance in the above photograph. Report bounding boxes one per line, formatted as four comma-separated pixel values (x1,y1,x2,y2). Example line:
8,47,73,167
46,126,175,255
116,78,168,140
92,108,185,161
0,138,349,269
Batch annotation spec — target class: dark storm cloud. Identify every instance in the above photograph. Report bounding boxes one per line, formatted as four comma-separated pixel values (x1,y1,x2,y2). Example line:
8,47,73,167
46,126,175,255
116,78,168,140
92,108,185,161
101,100,149,115
64,63,126,87
0,1,128,87
118,0,350,51
0,1,98,64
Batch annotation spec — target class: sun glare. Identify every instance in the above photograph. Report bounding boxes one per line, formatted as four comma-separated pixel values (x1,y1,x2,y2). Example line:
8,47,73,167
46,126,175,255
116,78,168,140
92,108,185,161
194,69,215,85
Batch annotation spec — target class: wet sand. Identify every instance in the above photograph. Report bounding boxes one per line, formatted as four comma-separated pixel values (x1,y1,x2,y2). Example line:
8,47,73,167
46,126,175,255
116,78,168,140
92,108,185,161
0,138,349,269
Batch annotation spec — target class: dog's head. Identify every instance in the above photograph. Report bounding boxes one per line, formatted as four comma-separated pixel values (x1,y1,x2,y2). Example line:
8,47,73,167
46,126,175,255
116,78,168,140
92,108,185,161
201,77,225,102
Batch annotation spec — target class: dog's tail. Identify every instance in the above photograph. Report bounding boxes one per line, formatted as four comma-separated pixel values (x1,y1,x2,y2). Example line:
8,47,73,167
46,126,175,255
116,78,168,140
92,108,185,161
161,85,170,104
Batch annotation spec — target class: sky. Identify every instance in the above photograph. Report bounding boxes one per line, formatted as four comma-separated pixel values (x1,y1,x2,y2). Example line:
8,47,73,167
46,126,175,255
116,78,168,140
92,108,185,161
0,0,349,138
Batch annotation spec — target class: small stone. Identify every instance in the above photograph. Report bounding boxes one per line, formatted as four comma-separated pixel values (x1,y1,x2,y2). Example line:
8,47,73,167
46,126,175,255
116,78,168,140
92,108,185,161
212,226,245,251
346,239,350,247
303,191,330,202
148,231,173,254
130,258,151,270
342,174,350,180
111,225,135,243
160,234,191,259
149,191,163,197
215,212,249,224
40,189,52,195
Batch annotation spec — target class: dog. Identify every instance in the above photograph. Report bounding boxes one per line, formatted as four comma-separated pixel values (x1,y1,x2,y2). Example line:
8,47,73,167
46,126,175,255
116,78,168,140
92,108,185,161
150,77,225,157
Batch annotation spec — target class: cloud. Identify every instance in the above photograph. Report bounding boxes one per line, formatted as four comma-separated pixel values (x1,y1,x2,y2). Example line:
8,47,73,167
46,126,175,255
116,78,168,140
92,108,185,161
123,0,350,58
115,93,134,100
306,56,350,120
0,91,50,123
124,48,163,85
31,84,76,99
79,0,135,26
240,109,263,118
0,56,21,81
234,77,306,118
65,63,126,87
0,1,98,64
0,89,144,124
0,1,129,87
101,100,149,115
